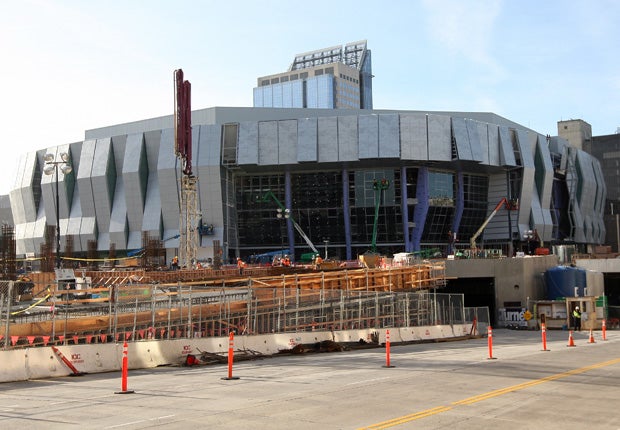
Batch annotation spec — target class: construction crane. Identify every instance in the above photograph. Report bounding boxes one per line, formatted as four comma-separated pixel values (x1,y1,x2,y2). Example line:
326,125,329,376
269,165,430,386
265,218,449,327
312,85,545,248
260,191,319,256
174,69,199,268
469,197,518,251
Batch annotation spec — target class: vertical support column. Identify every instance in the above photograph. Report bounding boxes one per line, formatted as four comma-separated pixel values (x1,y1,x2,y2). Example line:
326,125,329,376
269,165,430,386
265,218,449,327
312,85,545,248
400,167,412,252
411,167,429,251
342,169,352,260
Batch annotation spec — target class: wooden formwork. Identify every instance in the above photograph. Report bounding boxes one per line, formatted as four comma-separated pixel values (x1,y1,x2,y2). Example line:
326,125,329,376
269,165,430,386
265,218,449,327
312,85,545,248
5,263,445,340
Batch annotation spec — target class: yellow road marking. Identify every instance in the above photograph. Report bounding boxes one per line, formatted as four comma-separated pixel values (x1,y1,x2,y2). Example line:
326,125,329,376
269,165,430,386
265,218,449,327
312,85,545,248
359,357,620,429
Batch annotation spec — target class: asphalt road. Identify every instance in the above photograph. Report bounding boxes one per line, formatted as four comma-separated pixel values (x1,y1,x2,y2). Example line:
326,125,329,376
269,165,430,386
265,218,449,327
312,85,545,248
0,328,618,429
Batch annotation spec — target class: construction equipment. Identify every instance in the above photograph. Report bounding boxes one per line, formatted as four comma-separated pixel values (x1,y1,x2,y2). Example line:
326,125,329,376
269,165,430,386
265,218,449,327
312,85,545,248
174,69,199,268
371,179,390,253
469,197,518,251
260,191,319,257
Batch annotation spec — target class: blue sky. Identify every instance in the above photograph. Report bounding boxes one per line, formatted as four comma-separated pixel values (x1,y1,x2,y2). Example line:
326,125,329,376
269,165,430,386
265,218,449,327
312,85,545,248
1,0,619,195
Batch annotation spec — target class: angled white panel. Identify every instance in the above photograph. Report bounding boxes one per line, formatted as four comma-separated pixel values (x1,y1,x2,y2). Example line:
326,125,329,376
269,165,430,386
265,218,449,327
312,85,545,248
427,114,452,161
400,113,428,161
297,118,317,162
123,133,147,231
358,114,379,159
378,114,399,158
474,121,489,165
109,179,128,250
338,115,358,161
466,119,483,162
79,217,97,252
258,121,278,165
487,125,501,166
77,140,96,218
157,128,180,235
196,124,224,251
318,117,338,163
92,138,114,233
451,117,473,160
67,216,83,253
238,121,259,165
498,126,517,166
278,120,297,165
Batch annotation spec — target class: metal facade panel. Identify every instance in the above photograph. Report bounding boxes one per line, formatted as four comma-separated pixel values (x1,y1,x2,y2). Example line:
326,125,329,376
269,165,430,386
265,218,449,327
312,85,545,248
14,223,26,255
142,173,162,235
399,113,428,161
318,117,338,163
577,151,598,243
97,232,110,252
196,164,224,240
196,124,221,167
516,130,535,168
127,231,142,251
32,218,46,255
77,140,96,218
92,138,115,232
258,121,278,165
278,120,297,165
358,114,378,159
19,152,37,223
498,126,517,166
451,117,473,160
338,115,358,161
10,153,28,225
378,114,399,158
157,128,180,233
109,180,128,250
487,125,500,166
475,121,490,165
298,118,318,162
78,216,95,252
535,135,554,218
195,125,223,245
144,130,162,172
483,173,512,241
466,119,484,162
122,133,147,232
23,221,36,254
592,159,606,243
427,114,452,161
67,216,83,252
9,189,25,227
238,121,259,165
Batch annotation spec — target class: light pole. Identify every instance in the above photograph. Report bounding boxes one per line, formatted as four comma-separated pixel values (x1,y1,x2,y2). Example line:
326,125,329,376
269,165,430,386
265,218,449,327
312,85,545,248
44,152,72,269
276,207,290,259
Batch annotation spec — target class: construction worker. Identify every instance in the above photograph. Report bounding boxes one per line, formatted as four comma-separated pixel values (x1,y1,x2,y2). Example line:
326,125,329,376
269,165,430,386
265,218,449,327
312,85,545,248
314,255,323,270
237,257,246,275
171,256,179,270
282,255,291,267
572,306,582,331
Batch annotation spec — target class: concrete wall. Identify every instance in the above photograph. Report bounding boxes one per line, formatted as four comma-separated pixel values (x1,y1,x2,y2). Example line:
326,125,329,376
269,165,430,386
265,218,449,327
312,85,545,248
0,324,474,383
446,255,559,313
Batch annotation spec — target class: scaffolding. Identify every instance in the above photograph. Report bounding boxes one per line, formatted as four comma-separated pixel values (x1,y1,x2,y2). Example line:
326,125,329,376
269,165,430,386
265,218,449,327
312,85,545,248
179,175,199,268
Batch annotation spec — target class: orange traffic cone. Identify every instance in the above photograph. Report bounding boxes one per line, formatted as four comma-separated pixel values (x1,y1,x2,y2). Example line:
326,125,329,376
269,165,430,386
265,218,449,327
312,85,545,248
567,330,576,347
588,329,596,344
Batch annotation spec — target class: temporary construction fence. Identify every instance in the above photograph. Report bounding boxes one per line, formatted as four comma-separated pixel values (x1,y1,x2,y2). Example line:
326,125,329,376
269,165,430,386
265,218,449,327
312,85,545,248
0,278,486,349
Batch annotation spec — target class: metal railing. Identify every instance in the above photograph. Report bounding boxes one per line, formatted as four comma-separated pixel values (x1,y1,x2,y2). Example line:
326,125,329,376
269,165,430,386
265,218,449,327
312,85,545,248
1,279,484,349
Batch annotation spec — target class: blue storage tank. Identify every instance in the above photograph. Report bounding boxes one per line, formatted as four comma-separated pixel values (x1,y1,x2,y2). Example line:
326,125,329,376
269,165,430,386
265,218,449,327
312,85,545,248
545,266,586,300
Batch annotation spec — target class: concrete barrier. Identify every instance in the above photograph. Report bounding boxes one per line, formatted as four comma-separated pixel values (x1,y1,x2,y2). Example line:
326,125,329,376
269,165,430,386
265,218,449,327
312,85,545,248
0,324,473,383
